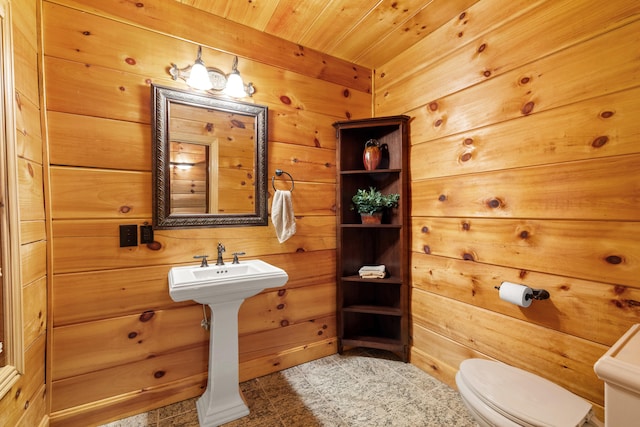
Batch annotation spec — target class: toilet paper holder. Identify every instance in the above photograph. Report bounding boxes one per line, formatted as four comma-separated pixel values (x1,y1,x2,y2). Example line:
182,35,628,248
494,284,550,301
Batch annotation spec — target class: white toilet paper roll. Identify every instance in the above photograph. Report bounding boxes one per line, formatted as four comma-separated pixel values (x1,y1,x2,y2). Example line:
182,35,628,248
499,282,533,307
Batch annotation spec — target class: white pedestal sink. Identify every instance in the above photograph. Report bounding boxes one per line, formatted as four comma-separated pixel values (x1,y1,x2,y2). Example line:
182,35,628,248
168,259,288,426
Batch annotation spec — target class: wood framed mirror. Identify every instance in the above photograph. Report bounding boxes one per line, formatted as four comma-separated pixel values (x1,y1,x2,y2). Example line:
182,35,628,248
152,84,268,228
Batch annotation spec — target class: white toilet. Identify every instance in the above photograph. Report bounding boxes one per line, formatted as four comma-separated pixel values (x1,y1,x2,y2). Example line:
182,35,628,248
456,358,603,427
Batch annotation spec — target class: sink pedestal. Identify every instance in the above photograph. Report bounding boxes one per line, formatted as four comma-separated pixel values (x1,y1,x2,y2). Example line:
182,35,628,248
168,259,289,427
197,299,248,427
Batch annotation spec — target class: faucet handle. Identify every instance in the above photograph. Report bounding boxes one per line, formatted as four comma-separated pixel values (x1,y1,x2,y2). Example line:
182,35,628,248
232,252,246,264
194,255,209,267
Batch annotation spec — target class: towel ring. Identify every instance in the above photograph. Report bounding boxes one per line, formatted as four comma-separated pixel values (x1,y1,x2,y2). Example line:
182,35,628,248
272,169,294,192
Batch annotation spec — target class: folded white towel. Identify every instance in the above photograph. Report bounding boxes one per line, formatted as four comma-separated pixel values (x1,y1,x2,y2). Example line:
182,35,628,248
359,272,386,279
358,265,386,273
271,190,296,243
358,265,386,278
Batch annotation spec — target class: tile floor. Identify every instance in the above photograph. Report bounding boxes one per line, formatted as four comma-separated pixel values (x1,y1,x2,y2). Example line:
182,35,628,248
101,349,479,427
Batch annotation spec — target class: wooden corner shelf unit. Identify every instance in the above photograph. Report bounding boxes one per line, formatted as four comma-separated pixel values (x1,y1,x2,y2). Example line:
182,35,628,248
333,115,410,362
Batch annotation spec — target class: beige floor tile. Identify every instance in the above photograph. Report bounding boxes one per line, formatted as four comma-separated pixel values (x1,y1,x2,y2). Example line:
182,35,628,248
100,349,478,427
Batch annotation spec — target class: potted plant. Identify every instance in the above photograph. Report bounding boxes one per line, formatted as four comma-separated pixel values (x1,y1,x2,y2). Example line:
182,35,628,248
351,187,400,224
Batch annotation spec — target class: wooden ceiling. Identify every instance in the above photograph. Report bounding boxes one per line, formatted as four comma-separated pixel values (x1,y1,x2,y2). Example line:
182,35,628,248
174,0,479,69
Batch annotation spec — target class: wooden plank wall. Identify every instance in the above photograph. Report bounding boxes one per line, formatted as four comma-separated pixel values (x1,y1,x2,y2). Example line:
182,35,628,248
42,0,371,425
0,0,49,426
374,0,640,419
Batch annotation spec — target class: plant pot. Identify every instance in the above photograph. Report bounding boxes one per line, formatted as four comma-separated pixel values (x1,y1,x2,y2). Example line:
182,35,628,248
360,212,383,224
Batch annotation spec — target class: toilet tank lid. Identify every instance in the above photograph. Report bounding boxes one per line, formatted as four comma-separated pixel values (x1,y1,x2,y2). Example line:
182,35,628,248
594,324,640,392
459,359,592,427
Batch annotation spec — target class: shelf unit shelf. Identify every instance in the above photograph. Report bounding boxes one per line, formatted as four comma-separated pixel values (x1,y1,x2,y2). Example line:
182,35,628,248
334,115,410,362
342,305,403,316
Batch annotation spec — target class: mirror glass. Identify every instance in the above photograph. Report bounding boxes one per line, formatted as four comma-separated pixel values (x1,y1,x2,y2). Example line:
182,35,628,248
152,84,268,228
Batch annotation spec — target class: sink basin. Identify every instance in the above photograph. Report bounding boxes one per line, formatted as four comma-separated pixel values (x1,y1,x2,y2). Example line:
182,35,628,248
167,258,288,426
168,259,288,304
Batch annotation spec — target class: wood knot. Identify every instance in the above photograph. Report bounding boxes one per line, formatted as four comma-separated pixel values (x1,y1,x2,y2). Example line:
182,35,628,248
434,118,443,127
428,101,438,111
611,300,625,308
461,222,470,230
139,310,155,322
343,89,350,98
146,241,162,251
460,152,472,162
605,255,623,265
477,43,487,53
591,136,608,148
487,198,502,208
423,245,431,254
462,253,475,261
521,101,535,115
519,230,529,239
421,226,429,233
153,371,165,379
119,206,131,214
280,320,289,327
128,332,138,339
463,138,474,145
277,289,286,296
600,110,615,119
125,57,136,65
279,95,292,105
483,70,491,77
230,119,245,128
438,194,447,202
277,304,285,310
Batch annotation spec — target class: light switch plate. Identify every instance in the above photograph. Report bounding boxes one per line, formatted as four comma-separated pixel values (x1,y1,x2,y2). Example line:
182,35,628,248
119,224,138,247
140,225,154,244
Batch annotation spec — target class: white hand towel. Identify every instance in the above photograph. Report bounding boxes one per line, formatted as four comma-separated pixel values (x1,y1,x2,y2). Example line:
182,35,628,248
272,190,296,243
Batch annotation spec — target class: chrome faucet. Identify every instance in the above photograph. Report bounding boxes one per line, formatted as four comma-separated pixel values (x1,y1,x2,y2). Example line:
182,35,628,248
216,242,225,265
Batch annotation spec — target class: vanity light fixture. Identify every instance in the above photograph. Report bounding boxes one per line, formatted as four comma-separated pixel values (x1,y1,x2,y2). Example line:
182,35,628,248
169,46,255,98
170,161,195,170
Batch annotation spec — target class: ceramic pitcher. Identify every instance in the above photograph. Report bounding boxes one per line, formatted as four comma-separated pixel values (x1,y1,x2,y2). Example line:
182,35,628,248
362,139,381,170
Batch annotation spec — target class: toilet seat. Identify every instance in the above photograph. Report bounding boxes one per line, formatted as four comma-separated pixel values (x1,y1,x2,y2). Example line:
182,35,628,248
456,359,595,427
